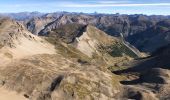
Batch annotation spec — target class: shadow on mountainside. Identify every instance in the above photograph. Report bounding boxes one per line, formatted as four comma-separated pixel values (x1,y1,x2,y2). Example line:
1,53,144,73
113,54,170,75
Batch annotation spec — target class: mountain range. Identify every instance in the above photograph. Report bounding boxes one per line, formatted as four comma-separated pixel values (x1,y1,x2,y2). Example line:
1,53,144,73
11,12,170,54
0,12,170,100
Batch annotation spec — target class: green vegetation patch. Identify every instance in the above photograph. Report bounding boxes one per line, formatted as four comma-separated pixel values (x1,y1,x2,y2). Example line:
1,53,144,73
108,43,138,58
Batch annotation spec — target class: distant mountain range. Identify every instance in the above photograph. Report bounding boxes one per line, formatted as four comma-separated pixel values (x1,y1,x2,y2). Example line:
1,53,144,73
3,12,168,54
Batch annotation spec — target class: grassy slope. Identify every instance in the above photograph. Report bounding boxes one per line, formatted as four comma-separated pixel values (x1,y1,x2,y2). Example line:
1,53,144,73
45,24,137,69
45,37,91,63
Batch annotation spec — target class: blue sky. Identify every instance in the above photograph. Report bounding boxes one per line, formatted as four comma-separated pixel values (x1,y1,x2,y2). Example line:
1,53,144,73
0,0,170,15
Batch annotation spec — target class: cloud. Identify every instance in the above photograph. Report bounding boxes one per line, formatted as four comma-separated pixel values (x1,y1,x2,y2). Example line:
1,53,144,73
1,1,170,8
0,0,170,14
1,3,54,9
0,1,170,8
59,3,170,8
58,3,170,8
96,0,132,4
5,2,169,9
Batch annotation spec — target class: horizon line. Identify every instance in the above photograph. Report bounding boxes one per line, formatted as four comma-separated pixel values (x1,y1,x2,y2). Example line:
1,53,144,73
0,11,170,16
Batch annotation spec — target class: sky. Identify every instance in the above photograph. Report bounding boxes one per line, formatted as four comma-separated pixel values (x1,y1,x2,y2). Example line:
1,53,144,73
0,0,170,15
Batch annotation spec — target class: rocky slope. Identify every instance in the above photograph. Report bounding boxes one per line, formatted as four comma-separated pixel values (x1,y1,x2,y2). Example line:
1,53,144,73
0,17,56,66
1,54,124,100
24,13,63,35
0,18,139,100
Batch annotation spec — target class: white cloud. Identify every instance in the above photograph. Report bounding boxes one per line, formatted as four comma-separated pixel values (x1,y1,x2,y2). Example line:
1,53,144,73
58,3,170,8
97,0,132,4
1,1,170,8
